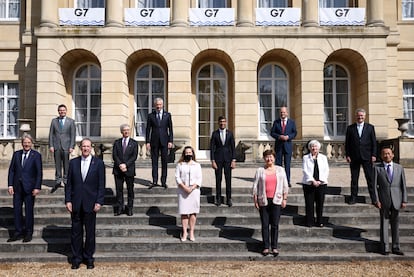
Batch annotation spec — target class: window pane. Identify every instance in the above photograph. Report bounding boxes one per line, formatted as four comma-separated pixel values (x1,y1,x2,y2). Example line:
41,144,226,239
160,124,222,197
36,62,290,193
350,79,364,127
199,0,227,8
77,0,104,8
403,82,414,135
319,0,348,8
137,0,167,8
402,0,414,19
258,0,288,8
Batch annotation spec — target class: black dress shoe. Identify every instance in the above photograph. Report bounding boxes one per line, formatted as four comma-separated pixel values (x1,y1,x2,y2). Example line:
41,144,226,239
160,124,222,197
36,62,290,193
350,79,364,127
87,262,94,269
50,184,61,193
382,250,390,256
348,197,357,205
114,210,123,216
23,235,32,243
227,199,233,207
71,263,80,269
126,209,133,216
216,201,221,207
7,234,23,242
148,183,157,189
392,249,404,256
162,184,168,189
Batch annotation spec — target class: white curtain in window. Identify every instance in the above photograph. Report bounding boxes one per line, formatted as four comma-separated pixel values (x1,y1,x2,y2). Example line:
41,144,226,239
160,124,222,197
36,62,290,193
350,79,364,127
258,0,287,8
199,0,226,8
402,0,414,18
137,0,166,8
319,0,348,8
77,0,104,8
0,0,20,18
403,82,414,135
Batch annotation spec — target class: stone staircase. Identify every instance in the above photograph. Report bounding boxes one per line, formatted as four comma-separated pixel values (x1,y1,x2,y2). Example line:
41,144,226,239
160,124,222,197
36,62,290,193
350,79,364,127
0,185,413,262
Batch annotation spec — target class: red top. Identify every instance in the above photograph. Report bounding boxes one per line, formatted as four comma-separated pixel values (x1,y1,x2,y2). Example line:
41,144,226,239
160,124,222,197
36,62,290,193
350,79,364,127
265,173,277,198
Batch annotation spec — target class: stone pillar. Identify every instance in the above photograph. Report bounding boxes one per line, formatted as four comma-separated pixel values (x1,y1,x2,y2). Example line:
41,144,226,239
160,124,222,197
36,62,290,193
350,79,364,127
106,0,123,27
366,0,384,26
40,0,58,27
237,0,253,27
302,0,318,27
171,0,189,26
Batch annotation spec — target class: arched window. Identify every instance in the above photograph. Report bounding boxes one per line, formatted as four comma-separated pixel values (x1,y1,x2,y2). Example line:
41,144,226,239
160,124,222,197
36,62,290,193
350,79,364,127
73,64,101,139
135,64,166,138
324,64,349,139
258,64,288,138
197,63,227,155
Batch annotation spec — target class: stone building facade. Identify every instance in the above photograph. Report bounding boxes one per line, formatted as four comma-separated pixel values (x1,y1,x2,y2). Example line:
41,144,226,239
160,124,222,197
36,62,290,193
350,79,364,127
0,0,413,164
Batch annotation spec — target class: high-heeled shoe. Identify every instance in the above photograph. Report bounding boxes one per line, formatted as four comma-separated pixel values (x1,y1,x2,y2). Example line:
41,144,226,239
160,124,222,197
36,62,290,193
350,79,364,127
180,233,187,242
189,236,195,242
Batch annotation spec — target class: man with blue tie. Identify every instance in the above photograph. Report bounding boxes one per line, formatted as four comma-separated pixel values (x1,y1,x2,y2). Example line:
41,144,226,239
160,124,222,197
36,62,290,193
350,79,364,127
370,147,407,255
65,138,105,269
7,134,43,243
271,106,297,187
345,108,377,204
49,104,76,192
146,98,173,189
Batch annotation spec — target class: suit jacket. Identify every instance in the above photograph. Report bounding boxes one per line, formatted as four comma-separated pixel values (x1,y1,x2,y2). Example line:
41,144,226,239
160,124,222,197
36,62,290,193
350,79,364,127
8,149,43,194
345,122,377,161
145,110,173,147
270,118,297,154
371,162,408,210
112,137,138,177
210,128,236,163
302,153,329,185
49,116,76,151
65,156,106,213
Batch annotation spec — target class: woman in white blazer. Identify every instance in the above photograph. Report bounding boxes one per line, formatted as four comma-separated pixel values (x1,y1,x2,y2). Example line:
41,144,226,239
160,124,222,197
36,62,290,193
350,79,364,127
252,149,289,256
302,140,329,227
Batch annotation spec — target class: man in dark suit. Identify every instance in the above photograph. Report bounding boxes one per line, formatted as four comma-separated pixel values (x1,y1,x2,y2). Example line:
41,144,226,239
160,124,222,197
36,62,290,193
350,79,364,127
49,104,76,192
112,124,138,216
270,106,297,186
345,108,377,204
210,116,236,207
146,97,173,189
7,134,43,243
370,147,407,256
65,138,105,270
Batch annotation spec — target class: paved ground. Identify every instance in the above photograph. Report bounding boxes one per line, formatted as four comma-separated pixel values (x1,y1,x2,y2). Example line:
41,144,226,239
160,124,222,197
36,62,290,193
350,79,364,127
1,162,413,191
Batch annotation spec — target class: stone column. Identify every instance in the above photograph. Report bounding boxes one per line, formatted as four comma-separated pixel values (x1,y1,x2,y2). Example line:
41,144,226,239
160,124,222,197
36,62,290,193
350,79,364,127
171,0,189,26
237,0,253,27
366,0,384,26
106,0,123,27
40,0,58,27
302,0,318,27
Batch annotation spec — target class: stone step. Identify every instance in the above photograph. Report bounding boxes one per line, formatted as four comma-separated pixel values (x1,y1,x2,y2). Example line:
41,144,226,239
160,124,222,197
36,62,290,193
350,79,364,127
1,223,414,239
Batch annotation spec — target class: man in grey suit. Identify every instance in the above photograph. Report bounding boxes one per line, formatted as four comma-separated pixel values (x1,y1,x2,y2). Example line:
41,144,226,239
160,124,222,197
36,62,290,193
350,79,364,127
49,104,76,192
370,147,407,256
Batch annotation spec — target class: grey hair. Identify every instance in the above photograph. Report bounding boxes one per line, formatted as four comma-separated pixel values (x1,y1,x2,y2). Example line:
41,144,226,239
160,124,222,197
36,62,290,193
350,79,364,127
308,139,321,150
355,108,366,115
21,133,34,143
153,97,164,105
120,124,130,132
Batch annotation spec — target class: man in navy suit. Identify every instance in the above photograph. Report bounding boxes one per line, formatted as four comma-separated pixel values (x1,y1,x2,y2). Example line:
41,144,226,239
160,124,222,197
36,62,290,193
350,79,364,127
65,138,105,270
49,104,76,191
370,147,407,255
345,108,377,204
146,97,173,189
210,116,236,207
112,124,138,216
271,106,297,187
7,134,42,243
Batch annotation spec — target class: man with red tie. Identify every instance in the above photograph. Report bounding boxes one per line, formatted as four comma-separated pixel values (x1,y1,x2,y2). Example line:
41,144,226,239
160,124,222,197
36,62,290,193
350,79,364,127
271,106,297,187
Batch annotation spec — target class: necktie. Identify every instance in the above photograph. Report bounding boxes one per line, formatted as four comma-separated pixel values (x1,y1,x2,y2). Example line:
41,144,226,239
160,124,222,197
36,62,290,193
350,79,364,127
22,152,27,167
82,159,88,181
386,164,392,182
59,118,64,130
282,120,286,134
157,112,161,122
122,138,127,154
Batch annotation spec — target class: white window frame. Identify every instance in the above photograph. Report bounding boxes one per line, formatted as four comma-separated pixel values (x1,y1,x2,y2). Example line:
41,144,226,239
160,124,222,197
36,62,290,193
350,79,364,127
258,63,289,140
0,0,20,21
403,81,414,136
402,0,414,20
196,63,228,159
0,82,19,139
75,0,105,8
73,63,101,140
134,63,166,140
323,63,350,140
